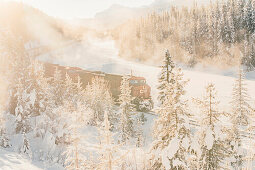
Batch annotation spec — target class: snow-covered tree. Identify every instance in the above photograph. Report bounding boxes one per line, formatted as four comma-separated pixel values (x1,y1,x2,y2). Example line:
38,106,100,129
84,77,114,124
12,60,58,161
50,67,65,107
157,49,175,105
13,60,48,131
229,65,254,169
12,79,32,156
96,111,121,170
63,101,87,170
63,73,77,102
118,75,135,144
245,106,255,169
20,132,32,158
231,66,252,126
0,30,31,117
0,74,9,148
194,83,229,169
150,67,192,169
135,115,144,147
48,73,88,168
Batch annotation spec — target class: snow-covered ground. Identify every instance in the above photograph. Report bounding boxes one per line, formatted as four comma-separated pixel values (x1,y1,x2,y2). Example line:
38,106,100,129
0,149,41,170
38,38,255,111
0,149,64,170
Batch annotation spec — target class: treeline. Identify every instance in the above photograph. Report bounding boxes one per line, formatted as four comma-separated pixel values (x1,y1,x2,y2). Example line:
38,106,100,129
112,0,255,70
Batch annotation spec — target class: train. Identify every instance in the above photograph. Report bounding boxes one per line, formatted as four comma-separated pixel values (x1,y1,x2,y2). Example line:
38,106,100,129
44,62,153,111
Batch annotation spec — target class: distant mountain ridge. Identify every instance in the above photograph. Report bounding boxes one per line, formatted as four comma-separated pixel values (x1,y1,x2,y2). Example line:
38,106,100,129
74,4,150,30
76,0,210,30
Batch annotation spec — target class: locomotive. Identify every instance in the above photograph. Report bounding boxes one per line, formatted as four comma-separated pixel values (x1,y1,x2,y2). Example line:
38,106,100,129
44,63,153,111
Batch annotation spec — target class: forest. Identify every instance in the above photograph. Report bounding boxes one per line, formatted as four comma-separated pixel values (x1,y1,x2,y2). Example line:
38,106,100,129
0,30,255,169
0,0,255,170
112,0,255,70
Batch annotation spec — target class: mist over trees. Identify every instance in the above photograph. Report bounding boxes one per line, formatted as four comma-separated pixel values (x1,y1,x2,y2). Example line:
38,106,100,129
112,0,255,70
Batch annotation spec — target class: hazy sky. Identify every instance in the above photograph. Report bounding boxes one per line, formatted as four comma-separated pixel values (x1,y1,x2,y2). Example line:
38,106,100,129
4,0,154,19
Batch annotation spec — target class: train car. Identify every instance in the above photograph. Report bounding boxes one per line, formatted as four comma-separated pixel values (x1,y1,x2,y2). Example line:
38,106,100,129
44,62,153,111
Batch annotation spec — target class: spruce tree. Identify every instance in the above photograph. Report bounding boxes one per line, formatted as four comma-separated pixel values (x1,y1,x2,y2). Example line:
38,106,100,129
246,106,255,169
0,73,9,148
15,60,56,160
96,111,121,170
194,83,229,169
151,67,191,170
63,101,86,170
85,77,113,124
157,49,175,105
229,65,253,169
135,115,144,147
118,75,134,144
50,67,65,107
231,65,252,126
20,132,32,158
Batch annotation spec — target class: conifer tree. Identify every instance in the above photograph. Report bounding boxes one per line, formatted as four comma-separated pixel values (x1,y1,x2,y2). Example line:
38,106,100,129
231,65,252,126
64,73,76,102
0,74,9,148
96,111,121,170
157,49,175,105
14,61,56,160
118,75,134,144
20,132,32,158
229,65,253,169
85,77,113,124
50,67,65,107
14,78,33,156
247,44,255,71
63,101,86,170
151,67,192,170
194,83,229,169
246,106,255,169
0,71,9,148
135,115,144,147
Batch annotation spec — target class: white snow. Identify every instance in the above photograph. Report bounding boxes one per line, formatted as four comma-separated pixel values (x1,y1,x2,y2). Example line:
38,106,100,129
166,136,179,159
190,138,201,157
0,149,41,170
172,159,185,168
182,136,190,150
205,128,214,150
161,150,171,170
30,89,36,107
161,136,180,169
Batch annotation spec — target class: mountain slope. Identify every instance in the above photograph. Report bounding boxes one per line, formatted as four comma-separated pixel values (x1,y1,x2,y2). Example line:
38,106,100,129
77,0,211,29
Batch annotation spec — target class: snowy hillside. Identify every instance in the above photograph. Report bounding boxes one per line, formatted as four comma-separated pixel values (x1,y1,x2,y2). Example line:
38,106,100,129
38,38,255,110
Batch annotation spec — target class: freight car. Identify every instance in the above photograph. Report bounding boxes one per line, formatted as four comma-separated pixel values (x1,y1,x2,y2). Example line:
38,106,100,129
44,63,153,111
